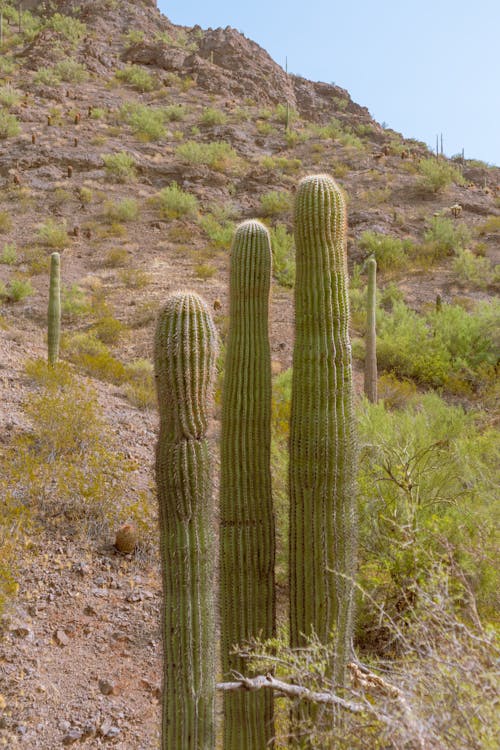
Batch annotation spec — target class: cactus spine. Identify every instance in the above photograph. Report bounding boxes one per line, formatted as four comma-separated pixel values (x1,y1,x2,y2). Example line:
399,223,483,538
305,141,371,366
154,291,218,750
364,257,377,403
47,252,60,365
220,220,275,749
289,175,357,688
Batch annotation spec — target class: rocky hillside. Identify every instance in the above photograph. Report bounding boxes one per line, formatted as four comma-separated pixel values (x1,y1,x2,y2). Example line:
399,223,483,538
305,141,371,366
0,1,498,747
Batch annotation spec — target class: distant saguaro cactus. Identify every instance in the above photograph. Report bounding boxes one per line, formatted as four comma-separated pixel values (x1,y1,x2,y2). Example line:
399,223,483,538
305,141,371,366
220,220,275,749
289,174,357,688
154,291,218,750
364,257,377,403
47,252,60,365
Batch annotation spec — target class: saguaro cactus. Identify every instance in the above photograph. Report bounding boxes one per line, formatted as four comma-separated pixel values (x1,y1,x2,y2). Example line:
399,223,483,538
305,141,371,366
154,291,218,750
364,257,377,403
47,251,60,365
289,175,357,687
220,220,275,749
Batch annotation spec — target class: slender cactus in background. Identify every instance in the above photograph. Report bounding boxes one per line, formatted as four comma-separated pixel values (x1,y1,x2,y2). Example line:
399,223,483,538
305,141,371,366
289,175,357,692
47,251,60,365
154,291,218,750
220,220,275,750
364,257,377,403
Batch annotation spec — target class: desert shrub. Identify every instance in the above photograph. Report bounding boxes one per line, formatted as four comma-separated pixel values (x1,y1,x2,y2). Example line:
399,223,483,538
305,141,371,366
123,359,156,409
270,223,295,287
261,156,302,174
200,213,235,249
194,263,217,279
103,198,138,223
452,249,497,289
0,211,13,233
0,243,17,265
418,158,465,193
54,59,88,83
63,332,127,383
10,361,131,536
34,66,60,86
259,190,293,217
0,110,20,138
61,284,91,321
200,107,227,126
176,140,239,171
102,247,129,268
274,103,298,125
0,84,21,107
115,64,156,92
0,277,33,302
358,231,412,271
37,218,67,248
118,267,150,288
477,215,500,235
46,13,87,45
120,103,166,141
162,104,186,122
90,315,127,345
102,151,137,182
79,186,93,204
423,216,471,257
123,29,145,46
153,183,199,219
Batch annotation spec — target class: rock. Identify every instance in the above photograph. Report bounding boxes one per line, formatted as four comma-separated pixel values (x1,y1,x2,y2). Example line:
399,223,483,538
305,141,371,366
11,623,34,639
62,728,83,745
100,720,120,738
98,679,117,696
55,629,70,647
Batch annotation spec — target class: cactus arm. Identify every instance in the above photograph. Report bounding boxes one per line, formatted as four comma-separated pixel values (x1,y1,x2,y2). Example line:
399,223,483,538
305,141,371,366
289,175,357,687
154,291,218,750
220,220,276,749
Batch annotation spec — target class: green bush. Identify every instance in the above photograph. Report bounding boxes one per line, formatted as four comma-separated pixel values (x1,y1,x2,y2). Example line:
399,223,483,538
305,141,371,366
54,59,88,83
120,103,166,141
176,140,239,171
0,110,20,138
61,284,91,321
115,64,156,92
34,67,61,86
0,211,13,233
418,158,465,193
46,13,87,45
0,277,33,302
0,243,17,265
259,190,293,217
452,249,497,289
0,84,21,107
199,107,227,126
102,152,137,182
37,219,67,248
423,216,471,257
103,198,139,223
153,182,199,219
358,231,412,271
270,223,295,287
163,104,186,122
200,213,234,249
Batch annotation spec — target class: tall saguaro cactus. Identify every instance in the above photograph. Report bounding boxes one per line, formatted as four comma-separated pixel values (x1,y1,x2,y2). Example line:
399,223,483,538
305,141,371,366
47,251,61,365
220,220,275,749
154,291,218,750
289,175,357,688
364,257,378,403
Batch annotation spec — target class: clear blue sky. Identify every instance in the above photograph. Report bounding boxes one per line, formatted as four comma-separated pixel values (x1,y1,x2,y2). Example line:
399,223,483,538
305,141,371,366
158,0,500,166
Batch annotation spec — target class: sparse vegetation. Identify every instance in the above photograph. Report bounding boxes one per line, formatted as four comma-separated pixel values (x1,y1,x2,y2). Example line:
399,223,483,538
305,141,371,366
103,198,139,223
102,151,137,182
418,157,466,193
153,183,199,219
116,64,157,92
259,190,293,217
0,110,20,138
37,219,67,249
176,140,239,171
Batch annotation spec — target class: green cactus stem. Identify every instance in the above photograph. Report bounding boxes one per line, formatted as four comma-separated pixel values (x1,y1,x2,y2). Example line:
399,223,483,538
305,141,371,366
220,220,276,749
47,252,60,366
289,174,357,688
154,291,218,750
364,257,377,403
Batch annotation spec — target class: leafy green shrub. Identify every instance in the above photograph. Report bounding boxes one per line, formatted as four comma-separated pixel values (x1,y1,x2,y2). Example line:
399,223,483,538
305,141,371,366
102,247,129,268
477,215,500,235
358,231,412,271
37,219,67,248
153,182,199,219
63,332,127,383
259,190,293,217
418,158,465,193
452,249,497,289
79,187,93,204
54,59,88,83
91,315,127,345
123,29,145,46
102,151,137,182
270,223,295,287
261,156,302,174
118,267,150,288
0,243,17,265
200,107,227,126
163,104,186,122
0,277,33,302
423,216,471,257
0,211,13,233
0,110,20,138
0,84,21,107
194,262,217,279
200,213,234,249
115,64,156,92
120,103,166,141
123,359,155,409
176,140,239,171
61,284,91,321
103,198,138,223
34,66,61,86
46,13,87,45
